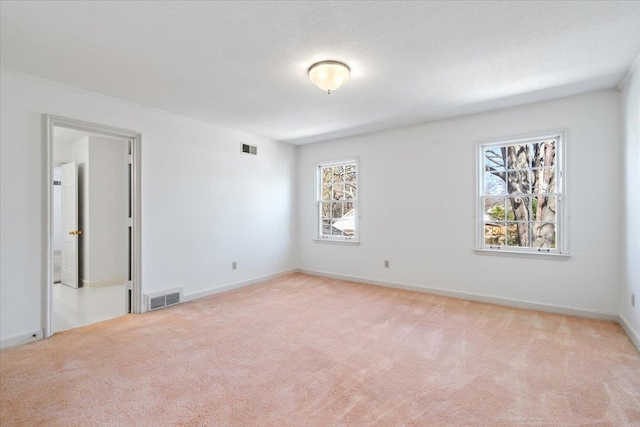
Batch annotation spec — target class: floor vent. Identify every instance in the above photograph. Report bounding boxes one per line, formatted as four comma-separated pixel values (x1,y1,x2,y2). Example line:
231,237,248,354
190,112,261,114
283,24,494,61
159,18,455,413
146,288,183,311
242,143,257,155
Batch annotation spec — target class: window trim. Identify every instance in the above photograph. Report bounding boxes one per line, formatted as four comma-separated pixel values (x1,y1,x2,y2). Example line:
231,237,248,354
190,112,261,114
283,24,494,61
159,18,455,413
474,129,568,257
315,157,359,244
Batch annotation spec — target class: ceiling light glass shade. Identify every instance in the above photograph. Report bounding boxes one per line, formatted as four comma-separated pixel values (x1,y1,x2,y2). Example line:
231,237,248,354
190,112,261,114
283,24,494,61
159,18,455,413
308,61,350,94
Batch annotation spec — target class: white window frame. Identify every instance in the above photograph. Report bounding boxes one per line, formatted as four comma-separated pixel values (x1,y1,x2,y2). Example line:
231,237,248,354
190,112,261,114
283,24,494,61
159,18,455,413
474,130,569,258
315,158,359,244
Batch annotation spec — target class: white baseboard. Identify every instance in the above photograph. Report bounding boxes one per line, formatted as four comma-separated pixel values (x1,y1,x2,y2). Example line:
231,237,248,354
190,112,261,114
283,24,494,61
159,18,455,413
4,270,634,352
81,277,126,289
181,269,299,304
0,329,44,350
299,269,620,322
619,315,640,350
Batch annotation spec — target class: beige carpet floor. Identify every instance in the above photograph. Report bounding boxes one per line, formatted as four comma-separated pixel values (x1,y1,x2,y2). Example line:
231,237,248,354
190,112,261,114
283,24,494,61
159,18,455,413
1,273,639,426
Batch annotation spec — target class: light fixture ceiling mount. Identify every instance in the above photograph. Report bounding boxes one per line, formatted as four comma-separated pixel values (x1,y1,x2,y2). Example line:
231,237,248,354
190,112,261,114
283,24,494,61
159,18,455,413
308,61,350,94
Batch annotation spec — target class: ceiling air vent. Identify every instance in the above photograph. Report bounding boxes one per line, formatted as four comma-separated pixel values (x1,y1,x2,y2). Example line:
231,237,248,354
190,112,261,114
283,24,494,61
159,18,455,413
145,288,183,311
242,143,257,155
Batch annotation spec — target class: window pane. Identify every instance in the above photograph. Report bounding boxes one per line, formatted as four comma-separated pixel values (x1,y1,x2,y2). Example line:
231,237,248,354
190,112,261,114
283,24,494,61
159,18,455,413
506,144,532,169
507,170,531,193
334,204,355,236
484,147,505,172
321,202,330,219
345,183,356,199
507,196,531,222
484,197,505,221
332,182,345,200
345,164,356,182
332,202,343,219
318,160,357,240
532,223,556,248
532,140,556,168
321,184,331,201
321,219,332,236
332,165,344,182
344,202,355,213
321,167,332,185
484,172,506,195
507,222,531,247
531,196,556,222
484,223,505,246
531,168,555,194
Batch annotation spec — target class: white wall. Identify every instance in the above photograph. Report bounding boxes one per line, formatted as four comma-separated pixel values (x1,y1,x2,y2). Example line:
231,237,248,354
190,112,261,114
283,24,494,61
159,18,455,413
0,68,628,344
83,135,128,285
298,90,622,316
53,142,73,165
621,67,640,338
0,71,298,341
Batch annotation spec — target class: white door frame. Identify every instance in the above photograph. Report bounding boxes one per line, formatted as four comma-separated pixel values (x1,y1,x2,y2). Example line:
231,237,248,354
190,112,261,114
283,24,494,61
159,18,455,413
45,115,143,338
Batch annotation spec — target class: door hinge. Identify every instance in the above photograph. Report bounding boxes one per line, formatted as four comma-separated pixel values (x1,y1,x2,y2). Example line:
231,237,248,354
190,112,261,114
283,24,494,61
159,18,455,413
128,154,133,164
128,217,133,227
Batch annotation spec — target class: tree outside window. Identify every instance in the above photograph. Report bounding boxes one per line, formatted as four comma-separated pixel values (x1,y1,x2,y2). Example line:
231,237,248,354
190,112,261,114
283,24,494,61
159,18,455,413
478,132,565,254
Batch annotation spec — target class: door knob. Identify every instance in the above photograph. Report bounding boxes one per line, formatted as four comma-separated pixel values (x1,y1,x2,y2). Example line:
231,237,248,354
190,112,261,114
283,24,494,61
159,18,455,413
68,230,83,235
68,231,75,235
77,230,83,235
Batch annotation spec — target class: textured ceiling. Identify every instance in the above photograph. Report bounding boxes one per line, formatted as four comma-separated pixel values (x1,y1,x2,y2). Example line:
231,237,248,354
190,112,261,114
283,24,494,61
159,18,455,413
2,1,640,145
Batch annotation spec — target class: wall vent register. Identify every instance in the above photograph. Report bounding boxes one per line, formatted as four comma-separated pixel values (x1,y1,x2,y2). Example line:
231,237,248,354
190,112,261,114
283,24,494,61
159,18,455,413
242,143,257,155
145,288,183,311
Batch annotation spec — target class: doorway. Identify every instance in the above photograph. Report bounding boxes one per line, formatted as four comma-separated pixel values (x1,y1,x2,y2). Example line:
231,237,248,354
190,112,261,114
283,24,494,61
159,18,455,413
46,116,142,337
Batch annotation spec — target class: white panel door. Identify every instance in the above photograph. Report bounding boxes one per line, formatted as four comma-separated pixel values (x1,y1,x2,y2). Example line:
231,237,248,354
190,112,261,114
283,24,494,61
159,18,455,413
61,162,79,288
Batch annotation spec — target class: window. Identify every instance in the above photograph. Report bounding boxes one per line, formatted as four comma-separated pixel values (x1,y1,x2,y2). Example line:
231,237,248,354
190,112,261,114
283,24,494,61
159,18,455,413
317,159,358,242
476,131,566,255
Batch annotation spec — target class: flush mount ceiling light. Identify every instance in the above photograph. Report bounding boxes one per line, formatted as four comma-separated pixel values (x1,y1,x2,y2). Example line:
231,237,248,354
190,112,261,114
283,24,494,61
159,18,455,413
308,61,350,94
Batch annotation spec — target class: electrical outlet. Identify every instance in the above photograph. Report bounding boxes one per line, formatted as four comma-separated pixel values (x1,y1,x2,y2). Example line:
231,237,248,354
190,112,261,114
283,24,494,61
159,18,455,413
232,261,237,270
632,293,635,308
384,260,390,268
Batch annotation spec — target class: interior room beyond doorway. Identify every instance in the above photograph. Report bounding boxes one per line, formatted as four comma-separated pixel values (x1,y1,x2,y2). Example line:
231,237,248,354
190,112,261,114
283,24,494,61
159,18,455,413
52,126,129,332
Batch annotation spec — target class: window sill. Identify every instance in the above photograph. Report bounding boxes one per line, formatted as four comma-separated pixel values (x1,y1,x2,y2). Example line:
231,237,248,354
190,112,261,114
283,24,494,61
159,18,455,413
473,248,570,260
313,238,360,246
